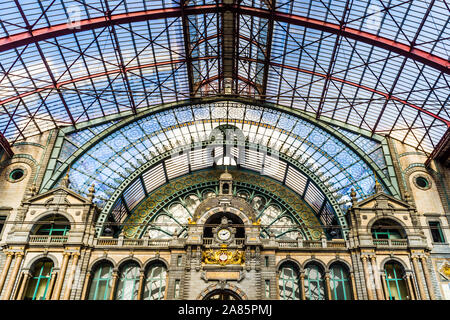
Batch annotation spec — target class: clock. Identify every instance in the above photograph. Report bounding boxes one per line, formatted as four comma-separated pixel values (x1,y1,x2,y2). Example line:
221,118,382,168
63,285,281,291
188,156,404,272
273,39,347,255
217,228,232,241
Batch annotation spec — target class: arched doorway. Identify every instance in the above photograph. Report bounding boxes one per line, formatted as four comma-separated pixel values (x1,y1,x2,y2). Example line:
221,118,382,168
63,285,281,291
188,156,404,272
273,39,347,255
203,289,242,300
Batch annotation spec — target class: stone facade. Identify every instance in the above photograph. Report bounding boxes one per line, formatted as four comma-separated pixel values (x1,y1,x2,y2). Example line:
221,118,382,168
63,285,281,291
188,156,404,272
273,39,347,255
0,137,449,300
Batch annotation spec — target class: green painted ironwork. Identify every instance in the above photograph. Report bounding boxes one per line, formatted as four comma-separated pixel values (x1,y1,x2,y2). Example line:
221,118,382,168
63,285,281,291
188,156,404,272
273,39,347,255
88,263,113,300
25,261,53,300
278,264,300,300
384,263,409,300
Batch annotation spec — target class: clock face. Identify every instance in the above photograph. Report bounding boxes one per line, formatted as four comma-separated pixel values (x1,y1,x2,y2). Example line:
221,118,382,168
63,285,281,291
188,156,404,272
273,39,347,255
217,228,231,241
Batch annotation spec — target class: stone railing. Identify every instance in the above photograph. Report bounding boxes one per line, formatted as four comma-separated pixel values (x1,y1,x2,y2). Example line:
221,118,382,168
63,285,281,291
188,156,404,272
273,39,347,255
373,238,408,247
94,238,171,248
29,235,68,244
277,239,347,249
202,238,245,246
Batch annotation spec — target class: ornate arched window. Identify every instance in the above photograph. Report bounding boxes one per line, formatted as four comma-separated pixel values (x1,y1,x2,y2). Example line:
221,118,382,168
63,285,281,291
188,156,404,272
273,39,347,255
329,263,352,300
371,219,405,240
304,263,325,300
278,263,300,300
88,262,113,300
143,263,167,300
116,262,140,300
384,261,409,300
33,215,70,236
24,259,54,300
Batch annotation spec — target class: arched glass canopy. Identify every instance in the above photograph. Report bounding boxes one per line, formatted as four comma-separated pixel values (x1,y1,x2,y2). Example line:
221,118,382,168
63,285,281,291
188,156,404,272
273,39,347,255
0,0,448,158
40,101,397,238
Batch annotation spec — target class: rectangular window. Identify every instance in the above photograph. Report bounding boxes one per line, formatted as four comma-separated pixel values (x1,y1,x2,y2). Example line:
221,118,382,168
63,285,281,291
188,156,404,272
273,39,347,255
265,280,270,298
429,221,445,243
177,256,182,267
265,256,269,267
174,280,180,299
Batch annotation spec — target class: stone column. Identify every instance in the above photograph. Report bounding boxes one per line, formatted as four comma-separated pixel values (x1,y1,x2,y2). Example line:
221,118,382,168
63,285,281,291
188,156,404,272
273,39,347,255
361,256,373,300
109,270,118,300
2,252,24,300
63,253,80,300
45,271,58,300
411,256,426,300
299,272,306,300
52,252,70,300
0,252,14,296
137,270,145,300
370,256,384,300
80,272,92,300
16,272,31,300
325,272,332,300
420,256,435,300
406,274,415,300
349,272,358,300
381,273,389,300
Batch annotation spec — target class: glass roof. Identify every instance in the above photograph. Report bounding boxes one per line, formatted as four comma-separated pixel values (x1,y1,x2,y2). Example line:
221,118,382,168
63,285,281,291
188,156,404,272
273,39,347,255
0,0,448,156
40,102,395,234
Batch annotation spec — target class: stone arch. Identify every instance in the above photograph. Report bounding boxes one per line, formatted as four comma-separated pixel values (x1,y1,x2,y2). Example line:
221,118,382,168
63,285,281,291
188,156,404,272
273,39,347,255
302,258,328,272
276,257,302,272
197,283,248,300
28,210,74,234
116,257,143,270
366,216,409,238
327,258,353,272
24,253,60,270
379,256,411,272
88,257,117,271
142,256,170,272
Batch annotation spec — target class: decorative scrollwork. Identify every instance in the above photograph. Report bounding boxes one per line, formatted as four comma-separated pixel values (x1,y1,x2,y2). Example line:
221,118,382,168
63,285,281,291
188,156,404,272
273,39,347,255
202,245,245,266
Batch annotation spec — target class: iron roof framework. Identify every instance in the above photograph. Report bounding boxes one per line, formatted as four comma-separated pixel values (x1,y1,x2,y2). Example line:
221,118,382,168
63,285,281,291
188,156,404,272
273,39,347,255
0,0,449,158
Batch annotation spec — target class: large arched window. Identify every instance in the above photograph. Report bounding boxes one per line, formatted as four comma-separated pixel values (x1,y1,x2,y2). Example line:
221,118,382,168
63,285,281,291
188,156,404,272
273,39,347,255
116,262,140,300
24,259,54,300
329,263,352,300
278,262,300,300
304,263,325,300
371,219,405,240
33,215,70,236
143,262,167,300
384,261,409,300
88,262,114,300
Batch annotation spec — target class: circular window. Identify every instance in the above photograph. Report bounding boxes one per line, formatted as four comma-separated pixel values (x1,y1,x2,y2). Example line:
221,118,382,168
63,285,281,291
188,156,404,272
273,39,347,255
415,177,429,189
5,166,27,183
10,169,24,181
412,174,432,190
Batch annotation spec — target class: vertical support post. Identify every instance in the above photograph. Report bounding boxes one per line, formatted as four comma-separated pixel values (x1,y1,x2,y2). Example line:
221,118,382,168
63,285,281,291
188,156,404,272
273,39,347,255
361,255,374,300
2,252,24,300
370,256,384,300
63,252,80,300
349,272,358,300
45,271,57,300
137,269,145,300
80,271,92,300
406,274,416,300
420,256,436,300
299,272,306,300
52,252,70,300
411,256,427,300
16,272,31,300
109,270,118,300
0,252,14,296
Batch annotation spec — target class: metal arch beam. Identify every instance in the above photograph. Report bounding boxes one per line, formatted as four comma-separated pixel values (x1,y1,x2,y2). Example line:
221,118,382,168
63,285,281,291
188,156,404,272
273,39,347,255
1,55,448,128
0,5,448,74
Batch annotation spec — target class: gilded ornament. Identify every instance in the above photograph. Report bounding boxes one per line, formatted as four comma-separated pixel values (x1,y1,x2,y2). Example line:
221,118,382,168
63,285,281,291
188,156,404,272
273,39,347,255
202,245,245,266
